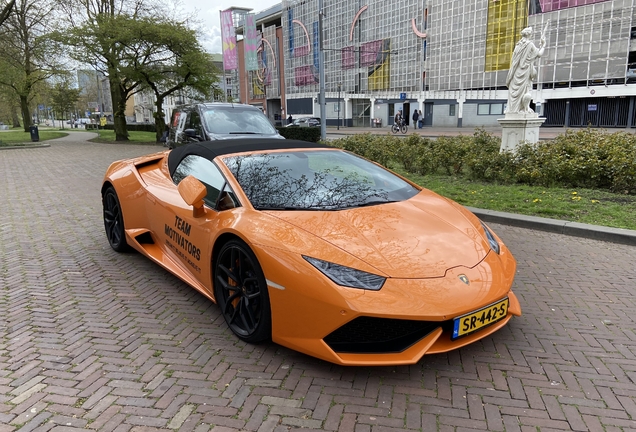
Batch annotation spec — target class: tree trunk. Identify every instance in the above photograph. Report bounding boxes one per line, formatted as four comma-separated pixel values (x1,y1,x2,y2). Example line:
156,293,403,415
20,94,31,132
154,96,166,143
11,99,21,127
109,75,128,141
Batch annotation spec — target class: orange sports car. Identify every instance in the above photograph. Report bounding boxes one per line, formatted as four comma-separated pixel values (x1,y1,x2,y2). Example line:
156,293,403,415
102,138,520,366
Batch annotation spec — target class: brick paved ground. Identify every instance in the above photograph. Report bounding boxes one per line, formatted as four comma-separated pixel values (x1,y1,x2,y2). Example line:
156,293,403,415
1,137,636,432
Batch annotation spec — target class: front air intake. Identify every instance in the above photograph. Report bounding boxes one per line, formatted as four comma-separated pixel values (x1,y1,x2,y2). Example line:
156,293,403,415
323,317,440,354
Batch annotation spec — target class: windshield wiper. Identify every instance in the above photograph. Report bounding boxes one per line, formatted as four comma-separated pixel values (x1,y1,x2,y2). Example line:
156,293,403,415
228,131,259,134
350,200,399,208
256,206,308,211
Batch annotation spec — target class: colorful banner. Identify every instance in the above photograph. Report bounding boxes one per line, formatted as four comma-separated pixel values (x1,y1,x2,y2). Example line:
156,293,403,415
294,66,318,86
531,0,609,14
261,44,270,85
485,0,527,72
368,39,391,90
341,46,355,69
244,14,259,71
360,40,383,67
288,9,294,55
220,9,237,70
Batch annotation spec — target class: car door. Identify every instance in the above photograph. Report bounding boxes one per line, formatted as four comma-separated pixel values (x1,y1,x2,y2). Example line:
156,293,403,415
154,155,239,289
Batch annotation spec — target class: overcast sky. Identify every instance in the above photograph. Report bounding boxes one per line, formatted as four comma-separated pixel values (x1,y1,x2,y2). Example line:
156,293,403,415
181,0,281,54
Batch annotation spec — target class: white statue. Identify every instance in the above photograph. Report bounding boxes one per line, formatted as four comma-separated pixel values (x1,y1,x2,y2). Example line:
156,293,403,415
505,26,546,115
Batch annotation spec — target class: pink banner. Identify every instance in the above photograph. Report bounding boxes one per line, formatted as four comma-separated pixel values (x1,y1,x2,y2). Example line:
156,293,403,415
360,40,382,67
220,10,237,70
294,66,318,86
294,45,310,57
341,46,355,69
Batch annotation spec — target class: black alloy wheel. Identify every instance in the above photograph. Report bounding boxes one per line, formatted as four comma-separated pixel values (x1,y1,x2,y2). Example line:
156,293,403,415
214,239,271,343
102,186,130,252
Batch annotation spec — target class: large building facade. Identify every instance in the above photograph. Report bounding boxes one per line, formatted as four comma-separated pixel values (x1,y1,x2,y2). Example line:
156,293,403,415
238,0,636,128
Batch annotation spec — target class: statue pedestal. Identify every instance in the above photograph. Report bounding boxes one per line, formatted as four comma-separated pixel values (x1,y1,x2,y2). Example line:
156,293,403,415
498,114,546,153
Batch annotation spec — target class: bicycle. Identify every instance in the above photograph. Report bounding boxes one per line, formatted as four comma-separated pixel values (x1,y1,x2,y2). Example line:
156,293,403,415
391,121,408,134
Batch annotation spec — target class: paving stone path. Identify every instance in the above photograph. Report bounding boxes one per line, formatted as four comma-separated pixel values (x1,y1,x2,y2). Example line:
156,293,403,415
1,138,636,432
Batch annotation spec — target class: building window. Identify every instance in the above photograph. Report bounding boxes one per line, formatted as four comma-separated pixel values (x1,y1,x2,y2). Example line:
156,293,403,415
477,103,504,115
225,77,232,86
449,104,456,116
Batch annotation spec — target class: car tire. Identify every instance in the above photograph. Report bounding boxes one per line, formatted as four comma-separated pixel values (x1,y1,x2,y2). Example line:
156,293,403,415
102,186,130,252
214,239,272,343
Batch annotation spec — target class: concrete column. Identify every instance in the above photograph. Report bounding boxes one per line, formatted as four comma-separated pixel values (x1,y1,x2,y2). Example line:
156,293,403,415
369,97,376,128
457,93,466,128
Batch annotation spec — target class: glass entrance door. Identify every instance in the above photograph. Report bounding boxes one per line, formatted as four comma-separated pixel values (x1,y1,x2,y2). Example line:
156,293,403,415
352,99,371,127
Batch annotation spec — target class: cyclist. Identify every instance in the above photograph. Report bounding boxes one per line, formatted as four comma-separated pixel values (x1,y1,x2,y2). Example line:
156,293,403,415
394,110,403,127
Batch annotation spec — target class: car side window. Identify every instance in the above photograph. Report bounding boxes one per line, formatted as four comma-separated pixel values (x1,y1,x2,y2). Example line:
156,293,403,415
172,155,239,210
188,111,203,138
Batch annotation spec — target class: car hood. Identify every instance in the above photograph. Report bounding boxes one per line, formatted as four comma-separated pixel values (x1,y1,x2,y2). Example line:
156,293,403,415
267,191,491,278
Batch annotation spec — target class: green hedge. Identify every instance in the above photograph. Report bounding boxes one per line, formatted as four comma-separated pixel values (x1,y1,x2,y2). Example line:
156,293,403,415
102,123,157,132
276,126,321,142
329,128,636,194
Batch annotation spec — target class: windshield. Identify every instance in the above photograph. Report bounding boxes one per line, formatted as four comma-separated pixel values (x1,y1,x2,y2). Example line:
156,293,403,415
223,150,419,210
202,107,278,135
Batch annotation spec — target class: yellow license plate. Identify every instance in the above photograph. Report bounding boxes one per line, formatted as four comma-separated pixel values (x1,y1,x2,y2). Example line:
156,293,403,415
452,298,509,340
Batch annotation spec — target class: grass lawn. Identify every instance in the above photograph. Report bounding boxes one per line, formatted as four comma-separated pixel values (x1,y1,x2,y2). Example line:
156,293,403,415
91,130,158,144
0,130,67,145
392,165,636,230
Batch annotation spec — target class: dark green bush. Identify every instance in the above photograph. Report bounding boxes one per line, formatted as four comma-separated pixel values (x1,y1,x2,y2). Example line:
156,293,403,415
102,123,157,132
328,133,400,167
435,135,472,175
330,128,636,194
276,126,321,142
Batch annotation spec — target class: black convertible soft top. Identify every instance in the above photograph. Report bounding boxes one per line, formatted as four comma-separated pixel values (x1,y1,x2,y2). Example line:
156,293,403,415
167,138,330,177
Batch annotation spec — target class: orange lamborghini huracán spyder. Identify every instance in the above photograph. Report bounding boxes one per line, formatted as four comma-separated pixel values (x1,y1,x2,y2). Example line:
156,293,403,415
102,138,520,366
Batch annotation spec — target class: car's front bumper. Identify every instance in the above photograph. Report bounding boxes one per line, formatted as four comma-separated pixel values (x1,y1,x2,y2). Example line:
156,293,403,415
257,243,519,366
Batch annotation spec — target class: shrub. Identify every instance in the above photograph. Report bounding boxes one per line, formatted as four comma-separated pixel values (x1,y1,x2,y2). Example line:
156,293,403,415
434,135,472,175
329,133,399,167
331,128,636,194
276,126,321,142
102,123,157,132
392,134,438,174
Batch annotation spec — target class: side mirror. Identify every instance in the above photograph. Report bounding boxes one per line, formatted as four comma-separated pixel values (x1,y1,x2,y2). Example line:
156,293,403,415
178,175,206,217
183,129,202,140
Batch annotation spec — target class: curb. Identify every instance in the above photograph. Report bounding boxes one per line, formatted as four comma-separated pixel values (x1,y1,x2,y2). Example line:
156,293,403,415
468,206,636,246
0,143,51,150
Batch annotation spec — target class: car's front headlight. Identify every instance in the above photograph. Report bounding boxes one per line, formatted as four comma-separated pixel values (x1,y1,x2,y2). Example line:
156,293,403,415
303,256,386,290
480,221,500,254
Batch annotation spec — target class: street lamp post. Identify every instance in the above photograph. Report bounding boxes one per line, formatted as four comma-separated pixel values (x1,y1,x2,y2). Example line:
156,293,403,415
337,83,341,130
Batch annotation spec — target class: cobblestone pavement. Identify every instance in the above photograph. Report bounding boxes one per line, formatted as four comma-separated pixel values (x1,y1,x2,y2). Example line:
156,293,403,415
1,139,636,432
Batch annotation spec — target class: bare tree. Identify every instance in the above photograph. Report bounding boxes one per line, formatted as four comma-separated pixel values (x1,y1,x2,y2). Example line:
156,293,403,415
0,0,15,27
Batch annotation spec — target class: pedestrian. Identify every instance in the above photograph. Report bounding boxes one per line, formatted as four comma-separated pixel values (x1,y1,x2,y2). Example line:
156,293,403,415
418,110,423,128
287,114,293,124
412,109,419,128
